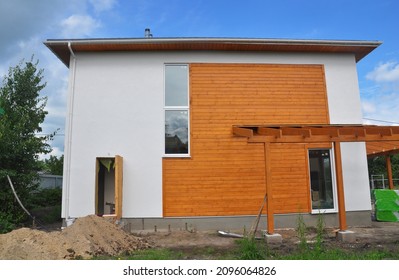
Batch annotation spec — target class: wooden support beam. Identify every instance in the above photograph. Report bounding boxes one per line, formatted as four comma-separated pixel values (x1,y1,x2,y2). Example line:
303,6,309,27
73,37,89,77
365,126,392,136
281,127,311,138
257,127,281,138
235,125,399,143
309,127,338,137
391,127,399,134
338,127,365,137
333,142,347,231
264,142,274,234
232,126,253,137
386,155,394,190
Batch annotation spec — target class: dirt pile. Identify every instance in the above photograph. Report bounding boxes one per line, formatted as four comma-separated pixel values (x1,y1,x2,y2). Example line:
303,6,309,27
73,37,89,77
0,215,150,260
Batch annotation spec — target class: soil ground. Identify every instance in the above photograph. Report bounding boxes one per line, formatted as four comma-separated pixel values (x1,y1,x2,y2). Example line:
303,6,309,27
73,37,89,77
0,216,398,260
136,221,399,259
0,215,150,260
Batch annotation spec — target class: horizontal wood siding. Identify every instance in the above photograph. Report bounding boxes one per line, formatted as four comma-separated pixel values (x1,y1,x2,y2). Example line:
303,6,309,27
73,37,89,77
163,63,329,217
270,144,310,213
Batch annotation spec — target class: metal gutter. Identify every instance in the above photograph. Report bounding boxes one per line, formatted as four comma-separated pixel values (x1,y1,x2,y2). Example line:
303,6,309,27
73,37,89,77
62,41,77,224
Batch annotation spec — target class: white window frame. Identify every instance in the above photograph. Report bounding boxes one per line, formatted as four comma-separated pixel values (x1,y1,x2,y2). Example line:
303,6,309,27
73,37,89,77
308,148,338,214
163,64,190,157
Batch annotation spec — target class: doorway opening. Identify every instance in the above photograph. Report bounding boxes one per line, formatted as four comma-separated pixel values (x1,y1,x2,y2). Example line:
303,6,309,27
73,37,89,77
95,155,123,218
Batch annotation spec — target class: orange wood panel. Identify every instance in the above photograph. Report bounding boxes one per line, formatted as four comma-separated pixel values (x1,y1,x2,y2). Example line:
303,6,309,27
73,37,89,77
163,63,329,217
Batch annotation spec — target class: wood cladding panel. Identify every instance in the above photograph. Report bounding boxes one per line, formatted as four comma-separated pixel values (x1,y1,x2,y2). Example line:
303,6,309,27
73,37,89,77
163,63,329,217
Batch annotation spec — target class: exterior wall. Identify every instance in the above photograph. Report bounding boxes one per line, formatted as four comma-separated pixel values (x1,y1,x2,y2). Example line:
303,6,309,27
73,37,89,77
62,52,165,218
62,50,371,220
164,64,328,216
323,55,371,211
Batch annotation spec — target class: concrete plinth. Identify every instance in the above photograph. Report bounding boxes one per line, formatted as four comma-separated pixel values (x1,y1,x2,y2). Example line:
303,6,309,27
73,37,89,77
263,232,283,244
336,230,356,243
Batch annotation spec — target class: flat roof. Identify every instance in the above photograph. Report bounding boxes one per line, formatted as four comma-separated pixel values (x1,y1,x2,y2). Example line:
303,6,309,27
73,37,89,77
44,37,382,67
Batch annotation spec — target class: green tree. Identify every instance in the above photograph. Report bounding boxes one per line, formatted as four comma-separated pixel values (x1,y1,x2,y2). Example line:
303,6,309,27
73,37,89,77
42,155,64,175
368,154,399,188
368,156,387,178
0,59,53,233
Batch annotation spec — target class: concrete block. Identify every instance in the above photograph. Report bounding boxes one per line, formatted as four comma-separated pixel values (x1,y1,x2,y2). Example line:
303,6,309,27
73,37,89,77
336,230,356,243
263,232,283,244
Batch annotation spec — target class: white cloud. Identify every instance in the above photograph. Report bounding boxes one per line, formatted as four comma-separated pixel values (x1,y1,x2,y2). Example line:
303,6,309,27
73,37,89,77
366,61,399,83
361,100,376,114
362,61,399,124
39,146,64,160
89,0,117,13
361,92,399,124
61,14,101,38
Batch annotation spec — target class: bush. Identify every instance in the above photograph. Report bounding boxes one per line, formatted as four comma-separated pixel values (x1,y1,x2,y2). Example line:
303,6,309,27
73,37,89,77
29,188,62,224
0,212,16,234
29,187,62,208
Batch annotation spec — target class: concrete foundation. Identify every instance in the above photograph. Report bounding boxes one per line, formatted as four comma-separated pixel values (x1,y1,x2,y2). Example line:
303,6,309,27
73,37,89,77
119,211,371,232
263,232,283,244
336,230,356,242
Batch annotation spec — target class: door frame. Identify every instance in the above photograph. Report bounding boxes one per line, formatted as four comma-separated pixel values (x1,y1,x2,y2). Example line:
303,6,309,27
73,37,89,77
95,155,123,219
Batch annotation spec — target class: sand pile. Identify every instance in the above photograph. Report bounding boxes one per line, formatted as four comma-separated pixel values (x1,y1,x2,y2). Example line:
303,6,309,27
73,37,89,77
0,215,150,260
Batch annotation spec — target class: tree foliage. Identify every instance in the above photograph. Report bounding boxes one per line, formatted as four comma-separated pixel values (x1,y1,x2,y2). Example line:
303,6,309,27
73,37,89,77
41,155,64,175
368,154,399,188
0,58,53,232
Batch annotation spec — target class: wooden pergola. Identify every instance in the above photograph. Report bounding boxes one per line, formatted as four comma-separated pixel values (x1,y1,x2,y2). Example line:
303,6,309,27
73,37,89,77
233,124,399,234
367,141,399,190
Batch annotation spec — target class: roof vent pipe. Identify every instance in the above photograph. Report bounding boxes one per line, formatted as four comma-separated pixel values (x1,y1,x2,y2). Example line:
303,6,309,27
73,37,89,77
144,28,153,38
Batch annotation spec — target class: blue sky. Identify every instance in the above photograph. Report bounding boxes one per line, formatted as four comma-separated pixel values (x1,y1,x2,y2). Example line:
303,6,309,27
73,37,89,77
0,0,398,158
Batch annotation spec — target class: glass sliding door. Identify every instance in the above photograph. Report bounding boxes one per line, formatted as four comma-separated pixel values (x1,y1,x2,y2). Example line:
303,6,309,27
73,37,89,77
308,149,335,211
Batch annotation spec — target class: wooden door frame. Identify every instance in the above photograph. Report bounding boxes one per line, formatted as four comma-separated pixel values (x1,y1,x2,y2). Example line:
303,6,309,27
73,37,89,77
95,155,123,219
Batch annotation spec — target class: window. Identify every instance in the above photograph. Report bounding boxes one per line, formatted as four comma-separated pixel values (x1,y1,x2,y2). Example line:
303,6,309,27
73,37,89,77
164,65,189,156
308,149,336,211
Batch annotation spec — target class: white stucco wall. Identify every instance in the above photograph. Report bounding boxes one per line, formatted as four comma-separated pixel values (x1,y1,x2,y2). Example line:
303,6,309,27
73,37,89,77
323,55,371,211
62,50,371,218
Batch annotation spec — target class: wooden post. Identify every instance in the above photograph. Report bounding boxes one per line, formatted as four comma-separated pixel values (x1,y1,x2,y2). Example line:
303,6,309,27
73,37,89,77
333,142,347,231
115,155,123,220
264,142,274,234
386,155,394,190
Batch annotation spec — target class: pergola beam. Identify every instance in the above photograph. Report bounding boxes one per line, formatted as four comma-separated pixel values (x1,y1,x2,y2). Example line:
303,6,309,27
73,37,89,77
232,126,253,138
234,125,399,143
233,124,399,234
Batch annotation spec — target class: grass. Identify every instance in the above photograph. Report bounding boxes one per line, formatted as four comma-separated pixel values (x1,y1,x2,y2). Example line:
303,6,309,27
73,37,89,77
235,236,270,260
279,248,399,260
96,241,399,260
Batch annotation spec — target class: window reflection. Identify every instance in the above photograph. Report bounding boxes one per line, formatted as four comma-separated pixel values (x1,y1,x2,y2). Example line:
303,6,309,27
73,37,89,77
165,110,188,154
309,149,334,210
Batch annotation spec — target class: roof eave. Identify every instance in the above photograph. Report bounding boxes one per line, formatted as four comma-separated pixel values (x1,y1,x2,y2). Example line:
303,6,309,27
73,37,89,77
44,38,382,68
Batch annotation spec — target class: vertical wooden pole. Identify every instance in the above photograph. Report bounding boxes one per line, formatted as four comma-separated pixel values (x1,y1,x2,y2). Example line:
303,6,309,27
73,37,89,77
386,155,394,190
333,142,347,231
115,155,124,220
264,142,274,234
